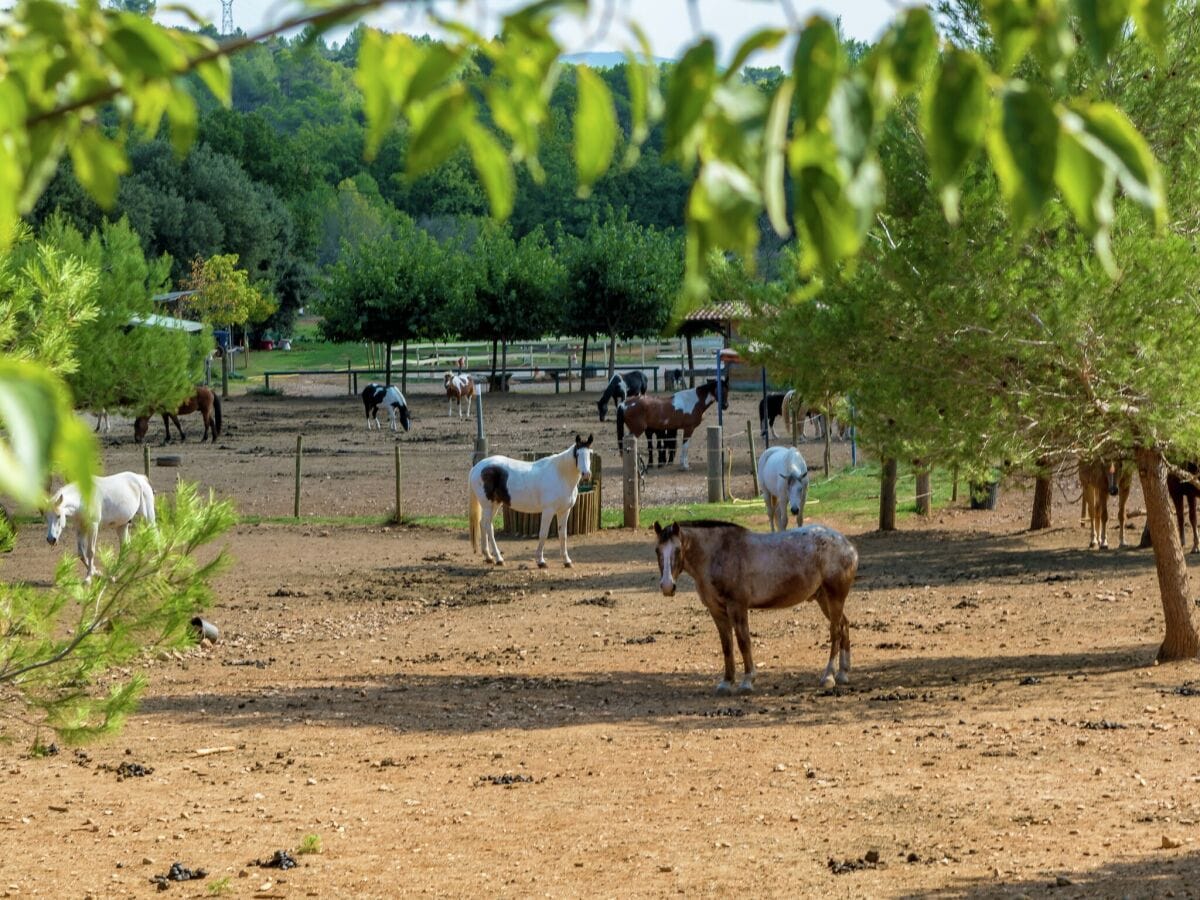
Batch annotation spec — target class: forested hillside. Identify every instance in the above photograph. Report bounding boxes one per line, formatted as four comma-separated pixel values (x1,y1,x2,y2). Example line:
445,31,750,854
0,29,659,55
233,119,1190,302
29,25,714,335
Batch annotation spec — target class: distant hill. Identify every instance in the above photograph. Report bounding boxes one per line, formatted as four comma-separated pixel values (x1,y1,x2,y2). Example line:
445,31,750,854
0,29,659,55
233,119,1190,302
561,51,672,68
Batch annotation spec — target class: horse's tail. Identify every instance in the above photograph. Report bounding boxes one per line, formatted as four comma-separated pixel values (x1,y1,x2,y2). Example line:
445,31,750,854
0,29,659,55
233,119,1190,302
616,401,626,451
212,393,222,439
469,488,482,555
136,475,157,528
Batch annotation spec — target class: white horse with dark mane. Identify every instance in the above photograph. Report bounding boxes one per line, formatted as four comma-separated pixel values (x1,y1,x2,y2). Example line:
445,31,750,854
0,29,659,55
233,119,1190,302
468,434,594,568
758,445,809,531
45,472,157,582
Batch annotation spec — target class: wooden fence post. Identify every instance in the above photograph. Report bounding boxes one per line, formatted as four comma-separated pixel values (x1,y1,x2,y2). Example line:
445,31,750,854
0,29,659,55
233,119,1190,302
143,444,150,479
293,435,303,519
746,420,759,497
347,359,353,395
221,352,229,399
707,426,724,503
622,436,639,528
393,444,403,523
472,390,489,464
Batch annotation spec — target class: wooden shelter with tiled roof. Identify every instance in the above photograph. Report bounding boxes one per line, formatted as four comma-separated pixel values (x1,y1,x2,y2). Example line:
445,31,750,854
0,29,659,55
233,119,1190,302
673,301,750,386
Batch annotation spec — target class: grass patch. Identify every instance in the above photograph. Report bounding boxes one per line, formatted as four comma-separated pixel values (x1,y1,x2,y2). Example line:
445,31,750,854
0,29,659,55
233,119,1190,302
296,833,322,855
206,876,232,896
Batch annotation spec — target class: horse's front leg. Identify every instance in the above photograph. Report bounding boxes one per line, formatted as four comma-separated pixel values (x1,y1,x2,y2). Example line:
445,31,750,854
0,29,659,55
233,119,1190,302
556,506,572,568
764,494,777,532
729,602,757,693
534,508,554,568
481,504,503,565
706,603,736,695
678,436,691,471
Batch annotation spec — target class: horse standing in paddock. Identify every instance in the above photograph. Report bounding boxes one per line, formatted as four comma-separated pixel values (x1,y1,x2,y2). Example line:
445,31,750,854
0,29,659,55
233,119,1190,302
45,472,156,583
596,371,648,421
616,379,727,470
758,446,810,531
654,520,858,693
469,434,594,568
134,387,222,444
759,391,788,441
1078,459,1133,549
361,383,412,432
1168,461,1200,553
445,372,475,418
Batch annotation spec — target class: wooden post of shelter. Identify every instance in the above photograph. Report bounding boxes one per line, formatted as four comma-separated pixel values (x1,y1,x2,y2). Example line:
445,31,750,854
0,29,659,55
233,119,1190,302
622,436,639,528
393,445,403,523
746,420,759,497
707,426,723,503
293,435,303,520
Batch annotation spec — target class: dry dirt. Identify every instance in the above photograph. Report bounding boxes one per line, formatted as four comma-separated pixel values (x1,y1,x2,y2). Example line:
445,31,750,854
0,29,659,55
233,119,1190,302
3,388,1200,899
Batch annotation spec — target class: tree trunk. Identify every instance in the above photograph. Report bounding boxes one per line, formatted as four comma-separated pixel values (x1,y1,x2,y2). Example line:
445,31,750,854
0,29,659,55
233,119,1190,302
915,461,931,516
1135,446,1200,661
490,339,498,383
1030,460,1053,530
581,334,589,392
607,332,616,381
686,334,695,388
401,338,408,394
880,458,898,532
384,340,393,387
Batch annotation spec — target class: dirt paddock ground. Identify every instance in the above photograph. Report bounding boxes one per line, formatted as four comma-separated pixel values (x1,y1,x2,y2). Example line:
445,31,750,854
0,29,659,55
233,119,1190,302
3,388,1200,898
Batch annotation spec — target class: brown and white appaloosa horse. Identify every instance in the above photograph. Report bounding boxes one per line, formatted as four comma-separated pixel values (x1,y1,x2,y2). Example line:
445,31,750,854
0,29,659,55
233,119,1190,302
134,387,222,444
654,520,858,693
616,379,727,470
444,372,475,419
1078,458,1133,549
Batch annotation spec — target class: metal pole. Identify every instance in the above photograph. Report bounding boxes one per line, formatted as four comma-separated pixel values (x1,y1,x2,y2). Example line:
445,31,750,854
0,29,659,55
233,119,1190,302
221,352,229,399
622,436,639,528
293,434,303,519
850,401,858,467
761,367,770,449
716,352,724,427
472,390,488,464
746,420,759,497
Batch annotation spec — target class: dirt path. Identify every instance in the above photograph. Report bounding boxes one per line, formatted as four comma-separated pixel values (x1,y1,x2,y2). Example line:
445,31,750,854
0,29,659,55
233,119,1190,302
4,394,1200,898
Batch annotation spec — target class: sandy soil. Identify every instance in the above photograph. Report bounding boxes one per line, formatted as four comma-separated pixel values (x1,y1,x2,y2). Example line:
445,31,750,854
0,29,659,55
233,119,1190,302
3,390,1200,899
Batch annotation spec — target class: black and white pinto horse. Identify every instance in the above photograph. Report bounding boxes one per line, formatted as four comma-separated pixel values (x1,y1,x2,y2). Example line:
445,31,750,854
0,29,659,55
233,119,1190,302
597,371,648,422
759,391,789,441
361,383,412,432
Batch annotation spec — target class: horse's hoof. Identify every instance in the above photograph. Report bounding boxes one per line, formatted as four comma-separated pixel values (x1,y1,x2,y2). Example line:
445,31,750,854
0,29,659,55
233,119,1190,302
563,560,573,569
835,671,850,685
737,682,754,695
714,682,733,696
819,674,836,689
537,560,547,569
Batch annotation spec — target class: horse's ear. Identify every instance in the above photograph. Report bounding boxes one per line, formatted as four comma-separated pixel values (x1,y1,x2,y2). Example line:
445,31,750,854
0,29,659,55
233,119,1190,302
653,521,663,536
669,523,681,537
585,434,593,447
574,433,583,445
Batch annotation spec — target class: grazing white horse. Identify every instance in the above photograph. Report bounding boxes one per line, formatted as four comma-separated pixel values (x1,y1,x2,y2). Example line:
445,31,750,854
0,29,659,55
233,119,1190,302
361,383,412,432
469,434,594,568
45,472,157,582
759,445,810,531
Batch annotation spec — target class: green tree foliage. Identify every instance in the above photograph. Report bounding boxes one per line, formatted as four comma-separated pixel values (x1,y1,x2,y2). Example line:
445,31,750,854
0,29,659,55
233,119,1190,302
185,253,276,332
41,216,202,418
561,215,681,379
317,215,466,385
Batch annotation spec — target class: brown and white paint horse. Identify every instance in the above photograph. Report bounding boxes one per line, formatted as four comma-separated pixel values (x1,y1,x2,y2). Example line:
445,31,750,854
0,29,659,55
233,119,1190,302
445,372,475,419
1078,459,1133,549
654,520,858,693
134,387,222,444
616,379,727,470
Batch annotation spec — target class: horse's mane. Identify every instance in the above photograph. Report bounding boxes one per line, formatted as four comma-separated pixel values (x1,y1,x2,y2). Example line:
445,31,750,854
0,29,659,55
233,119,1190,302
679,519,747,530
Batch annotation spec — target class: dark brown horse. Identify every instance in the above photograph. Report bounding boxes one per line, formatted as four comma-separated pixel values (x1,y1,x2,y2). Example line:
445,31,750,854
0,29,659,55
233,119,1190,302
134,387,222,444
653,520,858,693
616,379,727,470
1168,461,1200,553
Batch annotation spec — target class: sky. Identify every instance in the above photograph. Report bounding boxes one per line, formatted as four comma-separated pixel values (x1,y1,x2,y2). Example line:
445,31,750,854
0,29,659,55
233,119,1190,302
172,0,899,67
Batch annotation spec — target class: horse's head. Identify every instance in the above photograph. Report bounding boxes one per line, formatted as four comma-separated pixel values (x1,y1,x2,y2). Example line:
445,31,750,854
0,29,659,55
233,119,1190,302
44,489,69,545
398,403,412,432
596,398,609,421
720,378,730,410
573,433,595,482
780,468,809,518
653,521,684,596
443,372,453,386
1107,462,1120,496
133,416,149,444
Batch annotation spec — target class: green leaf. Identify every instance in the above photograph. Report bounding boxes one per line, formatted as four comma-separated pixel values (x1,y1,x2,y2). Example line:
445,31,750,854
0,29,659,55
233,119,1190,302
792,166,860,273
828,76,874,172
987,83,1059,226
408,43,465,106
792,16,841,131
922,49,989,222
885,6,937,92
1131,0,1167,53
573,66,617,196
108,13,187,77
465,124,515,220
193,57,232,106
69,129,129,209
1064,102,1165,228
982,0,1038,73
355,30,398,160
665,38,716,162
724,28,787,81
1055,129,1117,273
1074,0,1133,63
165,88,197,155
763,77,795,237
